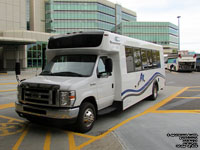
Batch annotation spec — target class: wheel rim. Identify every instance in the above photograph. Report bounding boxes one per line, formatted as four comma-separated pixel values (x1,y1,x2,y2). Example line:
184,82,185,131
83,108,94,128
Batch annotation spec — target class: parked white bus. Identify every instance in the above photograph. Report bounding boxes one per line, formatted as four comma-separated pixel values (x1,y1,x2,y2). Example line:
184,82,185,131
195,55,200,71
166,53,196,71
15,31,165,132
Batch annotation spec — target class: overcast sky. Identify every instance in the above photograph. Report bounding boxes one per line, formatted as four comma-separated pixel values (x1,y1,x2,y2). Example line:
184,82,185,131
109,0,200,53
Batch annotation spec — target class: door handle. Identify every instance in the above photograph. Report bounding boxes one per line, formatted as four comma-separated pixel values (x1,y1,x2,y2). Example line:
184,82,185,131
90,83,96,86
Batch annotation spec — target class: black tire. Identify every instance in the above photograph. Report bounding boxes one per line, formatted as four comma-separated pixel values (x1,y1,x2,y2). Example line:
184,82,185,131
149,83,158,100
76,102,96,133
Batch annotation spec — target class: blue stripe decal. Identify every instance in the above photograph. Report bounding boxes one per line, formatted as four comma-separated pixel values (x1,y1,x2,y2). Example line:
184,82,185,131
121,72,165,96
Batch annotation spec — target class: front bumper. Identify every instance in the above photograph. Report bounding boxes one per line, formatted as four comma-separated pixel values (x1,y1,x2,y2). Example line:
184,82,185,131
15,102,79,119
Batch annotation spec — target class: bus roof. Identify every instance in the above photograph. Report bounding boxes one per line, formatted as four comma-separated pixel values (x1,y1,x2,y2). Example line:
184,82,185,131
47,31,163,53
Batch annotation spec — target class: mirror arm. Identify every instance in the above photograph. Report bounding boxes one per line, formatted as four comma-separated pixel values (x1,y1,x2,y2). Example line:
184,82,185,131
16,75,20,84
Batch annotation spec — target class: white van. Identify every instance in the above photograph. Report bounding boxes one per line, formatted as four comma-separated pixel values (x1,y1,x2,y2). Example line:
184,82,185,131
15,31,165,132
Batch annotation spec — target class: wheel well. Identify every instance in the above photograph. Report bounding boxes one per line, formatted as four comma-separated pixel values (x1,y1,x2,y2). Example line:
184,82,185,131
81,96,98,114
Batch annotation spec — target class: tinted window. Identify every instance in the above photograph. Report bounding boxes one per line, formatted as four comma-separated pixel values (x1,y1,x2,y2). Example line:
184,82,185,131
40,55,97,77
168,58,176,63
125,46,161,73
97,56,112,77
98,59,106,73
155,51,161,68
125,47,135,72
197,58,200,63
147,50,153,68
134,49,142,71
48,33,104,49
141,50,148,70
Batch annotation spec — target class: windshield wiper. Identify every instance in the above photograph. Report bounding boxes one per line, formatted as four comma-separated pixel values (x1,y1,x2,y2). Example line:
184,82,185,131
40,71,53,76
50,72,87,77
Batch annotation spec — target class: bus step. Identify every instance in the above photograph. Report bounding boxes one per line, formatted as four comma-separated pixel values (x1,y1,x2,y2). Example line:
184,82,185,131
98,106,118,115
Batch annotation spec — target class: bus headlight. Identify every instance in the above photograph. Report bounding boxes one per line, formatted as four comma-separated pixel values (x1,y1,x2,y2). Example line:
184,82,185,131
60,91,76,107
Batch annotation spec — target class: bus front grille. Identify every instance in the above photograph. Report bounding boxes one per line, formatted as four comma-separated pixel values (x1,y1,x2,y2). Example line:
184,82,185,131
20,83,59,107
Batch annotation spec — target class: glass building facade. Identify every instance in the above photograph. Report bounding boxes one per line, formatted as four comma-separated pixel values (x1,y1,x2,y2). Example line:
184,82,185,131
45,0,136,34
117,22,178,54
27,42,47,68
26,0,178,69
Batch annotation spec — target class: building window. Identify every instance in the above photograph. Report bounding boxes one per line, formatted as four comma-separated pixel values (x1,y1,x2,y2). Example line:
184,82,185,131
115,4,122,26
27,42,47,68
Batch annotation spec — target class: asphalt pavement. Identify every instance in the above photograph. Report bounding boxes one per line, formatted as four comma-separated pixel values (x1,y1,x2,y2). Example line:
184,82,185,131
0,70,200,150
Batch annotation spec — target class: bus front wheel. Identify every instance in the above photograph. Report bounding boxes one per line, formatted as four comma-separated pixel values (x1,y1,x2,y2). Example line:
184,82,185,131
76,102,96,133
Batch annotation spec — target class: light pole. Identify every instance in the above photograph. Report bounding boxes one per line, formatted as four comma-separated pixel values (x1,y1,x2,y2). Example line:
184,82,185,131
177,16,181,51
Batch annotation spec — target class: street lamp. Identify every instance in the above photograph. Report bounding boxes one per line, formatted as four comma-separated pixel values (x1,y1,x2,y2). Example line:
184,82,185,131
177,16,181,51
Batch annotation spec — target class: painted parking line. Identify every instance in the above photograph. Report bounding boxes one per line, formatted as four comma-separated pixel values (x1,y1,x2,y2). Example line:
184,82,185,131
76,87,190,149
145,87,189,112
0,82,17,85
176,97,200,99
151,86,200,114
0,83,17,92
0,89,17,92
151,110,200,114
0,103,15,110
0,113,25,138
187,89,200,91
0,86,196,150
43,130,51,150
12,126,30,150
0,114,24,123
0,73,8,75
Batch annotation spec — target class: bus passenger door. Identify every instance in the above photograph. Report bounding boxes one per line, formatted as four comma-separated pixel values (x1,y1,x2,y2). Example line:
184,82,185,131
96,56,115,110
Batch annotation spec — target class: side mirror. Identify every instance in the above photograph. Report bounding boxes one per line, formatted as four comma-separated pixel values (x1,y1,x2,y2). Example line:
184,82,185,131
15,62,21,75
105,58,113,73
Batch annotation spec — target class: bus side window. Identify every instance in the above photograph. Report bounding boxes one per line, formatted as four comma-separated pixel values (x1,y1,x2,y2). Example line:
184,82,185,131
152,50,161,68
125,47,135,73
141,49,148,70
97,56,108,77
147,50,153,68
134,49,142,71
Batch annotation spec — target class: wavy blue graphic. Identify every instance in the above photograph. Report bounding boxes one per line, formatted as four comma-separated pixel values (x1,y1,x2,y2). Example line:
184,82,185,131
121,72,165,97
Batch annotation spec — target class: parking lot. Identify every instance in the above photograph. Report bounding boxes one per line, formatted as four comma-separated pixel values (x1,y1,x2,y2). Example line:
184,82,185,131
0,70,200,150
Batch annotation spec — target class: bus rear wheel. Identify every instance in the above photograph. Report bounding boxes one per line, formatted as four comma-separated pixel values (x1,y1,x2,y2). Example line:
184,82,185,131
149,83,158,100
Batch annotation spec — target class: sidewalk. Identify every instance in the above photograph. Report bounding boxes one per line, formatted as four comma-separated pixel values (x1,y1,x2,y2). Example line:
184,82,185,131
0,68,42,81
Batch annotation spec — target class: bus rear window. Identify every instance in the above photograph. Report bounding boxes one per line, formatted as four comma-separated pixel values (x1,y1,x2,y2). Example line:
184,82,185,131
168,58,176,63
48,32,104,49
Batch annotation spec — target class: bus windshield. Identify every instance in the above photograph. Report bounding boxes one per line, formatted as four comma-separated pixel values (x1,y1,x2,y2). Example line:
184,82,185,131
40,55,97,77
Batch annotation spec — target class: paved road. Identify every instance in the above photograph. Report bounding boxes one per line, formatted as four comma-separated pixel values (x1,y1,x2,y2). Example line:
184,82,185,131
0,70,200,150
166,70,200,86
115,86,200,150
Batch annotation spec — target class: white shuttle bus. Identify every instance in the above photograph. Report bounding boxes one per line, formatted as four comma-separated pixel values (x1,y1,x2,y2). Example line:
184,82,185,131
166,52,196,72
15,31,165,132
